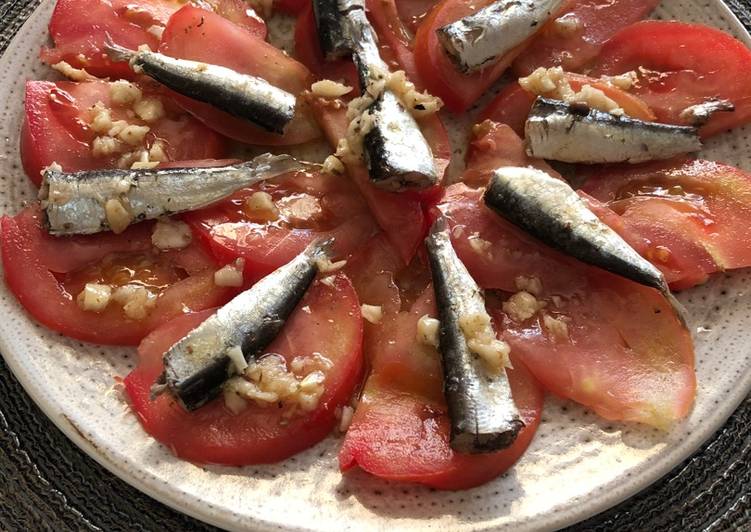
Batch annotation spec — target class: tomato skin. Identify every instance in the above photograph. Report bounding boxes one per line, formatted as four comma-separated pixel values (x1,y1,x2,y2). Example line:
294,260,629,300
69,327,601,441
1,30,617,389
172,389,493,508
160,6,320,146
40,0,265,79
480,74,656,137
413,0,552,112
124,274,364,465
590,21,751,137
512,0,659,76
339,286,543,489
21,80,226,186
1,206,233,346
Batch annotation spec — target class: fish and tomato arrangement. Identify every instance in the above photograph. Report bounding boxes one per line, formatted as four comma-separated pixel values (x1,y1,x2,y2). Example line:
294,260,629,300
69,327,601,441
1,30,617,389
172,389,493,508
2,0,751,492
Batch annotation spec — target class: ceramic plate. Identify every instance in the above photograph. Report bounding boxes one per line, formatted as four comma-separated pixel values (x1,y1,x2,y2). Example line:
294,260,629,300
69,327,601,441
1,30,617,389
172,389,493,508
1,1,750,530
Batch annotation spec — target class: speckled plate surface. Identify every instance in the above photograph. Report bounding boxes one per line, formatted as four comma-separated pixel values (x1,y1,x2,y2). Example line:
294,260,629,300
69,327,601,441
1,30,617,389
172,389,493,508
0,1,750,530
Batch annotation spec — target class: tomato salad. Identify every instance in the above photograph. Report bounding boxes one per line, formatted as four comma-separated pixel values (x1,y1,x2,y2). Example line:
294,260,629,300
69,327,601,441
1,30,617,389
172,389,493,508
2,0,751,491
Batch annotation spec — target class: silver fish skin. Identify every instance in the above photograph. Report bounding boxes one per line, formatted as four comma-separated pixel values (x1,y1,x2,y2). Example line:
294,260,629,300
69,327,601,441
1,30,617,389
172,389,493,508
525,97,702,164
105,43,295,134
679,98,735,126
313,0,353,61
436,0,563,74
41,154,309,236
426,217,524,453
162,239,330,411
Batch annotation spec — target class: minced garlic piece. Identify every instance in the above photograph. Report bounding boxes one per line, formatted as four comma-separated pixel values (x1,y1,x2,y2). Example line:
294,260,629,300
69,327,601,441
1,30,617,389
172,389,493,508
316,258,346,273
133,97,165,123
361,304,383,324
151,219,192,250
338,405,354,433
244,191,279,221
76,283,112,312
107,120,129,138
112,284,157,320
89,102,114,134
503,291,545,322
51,61,94,81
542,313,570,342
416,315,440,348
385,70,443,117
226,345,248,374
519,66,568,96
322,154,345,175
458,312,511,371
552,13,582,37
214,259,245,287
117,124,150,146
601,71,638,91
519,67,625,115
514,276,543,296
110,80,142,106
571,84,621,114
148,140,168,162
311,79,353,98
105,198,133,233
91,136,124,157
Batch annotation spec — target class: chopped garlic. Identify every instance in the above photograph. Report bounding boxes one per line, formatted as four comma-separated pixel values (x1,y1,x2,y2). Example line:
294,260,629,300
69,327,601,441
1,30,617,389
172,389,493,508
110,80,142,106
319,276,336,288
552,13,582,37
131,160,159,169
107,120,129,138
416,315,440,348
361,304,383,324
316,258,346,273
514,276,543,296
51,61,93,81
601,71,638,91
148,140,168,162
226,345,248,374
519,66,566,95
244,191,279,221
223,388,248,414
542,313,570,342
311,79,353,98
503,291,545,322
104,198,133,233
76,283,112,312
91,136,124,157
458,312,511,371
385,70,443,117
322,154,345,175
338,405,354,433
89,102,114,134
214,259,245,287
571,84,621,114
519,67,625,116
133,97,165,123
112,284,157,320
151,219,192,250
117,124,150,146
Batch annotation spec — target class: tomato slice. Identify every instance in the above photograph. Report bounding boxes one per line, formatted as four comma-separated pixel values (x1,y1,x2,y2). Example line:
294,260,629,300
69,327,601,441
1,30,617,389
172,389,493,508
21,80,226,186
413,0,558,112
365,0,423,85
590,21,751,137
40,0,266,79
580,158,751,290
339,285,543,489
306,94,449,264
480,73,655,137
435,185,695,428
185,168,378,285
124,273,364,465
394,0,438,34
294,3,360,90
512,0,659,76
2,206,233,346
159,6,320,146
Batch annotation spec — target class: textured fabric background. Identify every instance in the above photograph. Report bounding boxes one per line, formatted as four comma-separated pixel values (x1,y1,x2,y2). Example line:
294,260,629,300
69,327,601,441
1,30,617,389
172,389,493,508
0,0,749,530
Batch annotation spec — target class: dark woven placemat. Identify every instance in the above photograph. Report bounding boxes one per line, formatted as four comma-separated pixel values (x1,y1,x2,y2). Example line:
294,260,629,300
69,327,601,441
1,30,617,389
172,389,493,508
0,0,749,530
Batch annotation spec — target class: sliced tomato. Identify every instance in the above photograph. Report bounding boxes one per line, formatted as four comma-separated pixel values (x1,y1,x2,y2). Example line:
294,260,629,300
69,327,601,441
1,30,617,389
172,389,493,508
413,0,559,112
512,0,659,76
273,0,307,15
124,273,364,465
580,158,751,290
40,0,265,79
21,80,226,186
435,185,695,428
339,286,544,489
365,0,422,85
185,168,378,285
1,206,232,346
159,6,320,146
479,73,656,137
394,0,438,34
306,94,449,264
294,3,360,89
590,21,751,137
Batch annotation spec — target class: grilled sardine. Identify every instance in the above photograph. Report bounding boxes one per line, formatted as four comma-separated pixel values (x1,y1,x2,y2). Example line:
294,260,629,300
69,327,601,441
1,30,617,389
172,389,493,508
525,97,702,164
106,43,295,134
426,217,523,453
161,240,331,411
41,154,308,235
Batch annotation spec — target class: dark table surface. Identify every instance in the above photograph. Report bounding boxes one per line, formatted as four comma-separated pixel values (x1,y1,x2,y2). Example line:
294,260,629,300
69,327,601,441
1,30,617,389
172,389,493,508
0,0,750,530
